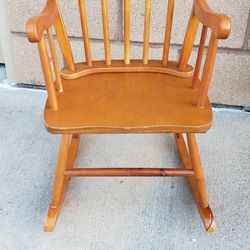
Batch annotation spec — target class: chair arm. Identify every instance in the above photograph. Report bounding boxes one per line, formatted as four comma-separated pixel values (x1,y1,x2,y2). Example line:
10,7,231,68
194,0,231,39
26,0,58,43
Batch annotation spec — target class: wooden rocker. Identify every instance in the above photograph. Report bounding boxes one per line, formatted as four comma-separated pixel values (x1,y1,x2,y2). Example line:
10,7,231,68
26,0,231,232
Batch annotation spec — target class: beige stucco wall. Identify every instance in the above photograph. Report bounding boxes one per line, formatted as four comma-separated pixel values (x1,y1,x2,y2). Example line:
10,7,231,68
0,39,4,64
6,0,250,106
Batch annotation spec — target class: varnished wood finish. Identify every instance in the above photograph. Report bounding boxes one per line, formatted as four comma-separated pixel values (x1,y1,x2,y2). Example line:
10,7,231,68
45,134,80,232
78,0,92,66
50,134,71,208
26,0,231,233
178,0,230,70
61,60,194,80
143,0,152,65
124,0,130,64
174,133,216,232
192,25,207,89
187,133,208,208
198,32,218,108
178,5,199,71
38,36,58,110
194,0,231,39
64,168,195,177
26,0,58,43
162,0,174,65
101,0,111,65
44,72,212,134
44,134,70,232
54,2,75,71
47,27,63,92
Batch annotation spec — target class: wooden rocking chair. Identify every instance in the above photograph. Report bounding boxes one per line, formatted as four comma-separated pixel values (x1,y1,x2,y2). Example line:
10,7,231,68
26,0,231,232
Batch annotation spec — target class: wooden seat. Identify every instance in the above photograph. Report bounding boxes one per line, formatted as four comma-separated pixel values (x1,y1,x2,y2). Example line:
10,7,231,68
26,0,230,233
45,68,212,134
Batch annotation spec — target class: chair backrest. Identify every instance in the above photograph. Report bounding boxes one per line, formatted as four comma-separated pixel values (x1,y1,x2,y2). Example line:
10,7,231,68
26,0,231,110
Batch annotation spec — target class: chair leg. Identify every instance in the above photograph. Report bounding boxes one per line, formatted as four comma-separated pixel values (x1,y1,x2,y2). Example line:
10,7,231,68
174,133,216,232
44,134,80,232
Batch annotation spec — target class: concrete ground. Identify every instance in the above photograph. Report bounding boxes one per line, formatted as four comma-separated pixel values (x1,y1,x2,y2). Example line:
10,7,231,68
0,65,7,83
0,86,249,250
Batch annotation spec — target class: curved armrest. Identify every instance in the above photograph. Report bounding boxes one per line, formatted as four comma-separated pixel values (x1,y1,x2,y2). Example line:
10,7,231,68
26,0,58,43
194,0,231,39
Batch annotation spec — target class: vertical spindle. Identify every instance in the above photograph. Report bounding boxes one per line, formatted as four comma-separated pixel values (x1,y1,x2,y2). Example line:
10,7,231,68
78,0,92,66
54,1,75,71
101,0,111,65
197,32,218,108
38,36,58,110
47,27,63,92
192,25,208,89
162,0,174,65
124,0,130,64
143,0,152,65
178,5,199,70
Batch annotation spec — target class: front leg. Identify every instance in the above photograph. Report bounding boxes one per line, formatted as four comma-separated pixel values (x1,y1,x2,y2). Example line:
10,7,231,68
44,134,80,232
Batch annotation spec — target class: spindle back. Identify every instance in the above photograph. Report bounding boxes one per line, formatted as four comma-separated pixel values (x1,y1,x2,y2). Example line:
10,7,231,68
77,0,175,66
26,0,231,110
